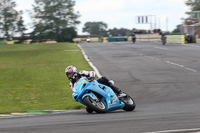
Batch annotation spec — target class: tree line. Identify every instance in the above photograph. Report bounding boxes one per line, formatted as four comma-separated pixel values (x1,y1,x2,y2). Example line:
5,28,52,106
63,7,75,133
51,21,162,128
0,0,80,42
0,0,135,42
0,0,198,42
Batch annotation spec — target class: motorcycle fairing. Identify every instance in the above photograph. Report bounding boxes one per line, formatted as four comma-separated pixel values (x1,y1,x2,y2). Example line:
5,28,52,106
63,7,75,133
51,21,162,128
72,77,125,111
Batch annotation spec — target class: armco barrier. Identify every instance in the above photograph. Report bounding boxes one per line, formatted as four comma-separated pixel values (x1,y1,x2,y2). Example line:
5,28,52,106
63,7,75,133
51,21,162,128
0,42,7,44
103,39,108,43
7,41,14,45
127,37,132,41
128,34,160,42
196,35,198,43
107,37,127,42
73,37,101,43
166,35,185,44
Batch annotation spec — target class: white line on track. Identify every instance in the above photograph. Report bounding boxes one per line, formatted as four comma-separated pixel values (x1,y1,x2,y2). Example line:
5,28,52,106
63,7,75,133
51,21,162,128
144,56,197,73
154,46,169,50
182,44,200,48
77,44,102,78
154,41,200,48
153,43,199,72
165,61,185,68
145,128,200,133
145,56,161,61
165,60,197,72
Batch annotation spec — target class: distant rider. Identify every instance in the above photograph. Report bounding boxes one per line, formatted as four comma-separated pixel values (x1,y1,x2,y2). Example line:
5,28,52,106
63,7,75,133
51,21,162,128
160,31,167,45
132,33,136,43
65,65,126,98
86,37,91,43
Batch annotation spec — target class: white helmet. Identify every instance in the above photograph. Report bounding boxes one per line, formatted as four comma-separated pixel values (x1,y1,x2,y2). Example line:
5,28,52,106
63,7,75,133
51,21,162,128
65,66,78,81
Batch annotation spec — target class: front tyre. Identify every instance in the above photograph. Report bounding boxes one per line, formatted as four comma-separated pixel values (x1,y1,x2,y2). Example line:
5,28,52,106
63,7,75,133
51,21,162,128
132,39,135,43
83,96,107,113
122,94,136,111
86,106,93,113
162,41,166,45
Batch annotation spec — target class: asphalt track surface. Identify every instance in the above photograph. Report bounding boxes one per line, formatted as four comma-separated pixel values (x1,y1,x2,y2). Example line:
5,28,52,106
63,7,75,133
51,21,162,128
1,42,200,133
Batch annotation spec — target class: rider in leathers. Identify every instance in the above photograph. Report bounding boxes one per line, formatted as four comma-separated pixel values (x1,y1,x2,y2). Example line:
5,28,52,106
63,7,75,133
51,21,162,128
65,65,126,98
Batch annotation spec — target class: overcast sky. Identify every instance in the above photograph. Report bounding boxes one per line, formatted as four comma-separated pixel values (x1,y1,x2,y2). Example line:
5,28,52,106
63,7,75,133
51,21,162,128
16,0,189,34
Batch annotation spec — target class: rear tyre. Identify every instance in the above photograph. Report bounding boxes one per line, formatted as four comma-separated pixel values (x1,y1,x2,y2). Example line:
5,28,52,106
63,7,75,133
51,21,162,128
83,96,107,113
122,94,136,111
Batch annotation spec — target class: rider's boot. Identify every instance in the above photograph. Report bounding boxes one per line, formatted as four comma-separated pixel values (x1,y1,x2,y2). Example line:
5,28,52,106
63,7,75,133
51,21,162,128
97,76,126,98
118,92,127,98
108,83,126,98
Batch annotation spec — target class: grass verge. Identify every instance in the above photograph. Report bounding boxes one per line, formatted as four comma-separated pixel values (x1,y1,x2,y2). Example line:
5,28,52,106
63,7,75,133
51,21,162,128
0,43,93,114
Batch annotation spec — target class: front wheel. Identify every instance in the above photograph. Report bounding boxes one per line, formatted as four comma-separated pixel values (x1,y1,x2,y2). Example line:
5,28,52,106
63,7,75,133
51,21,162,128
132,39,136,43
162,37,166,45
162,41,166,45
121,94,136,111
86,106,93,113
83,96,107,113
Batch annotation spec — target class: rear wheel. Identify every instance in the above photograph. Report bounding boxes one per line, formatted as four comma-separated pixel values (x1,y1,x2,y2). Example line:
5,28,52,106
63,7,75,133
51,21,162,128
121,94,136,111
83,96,107,113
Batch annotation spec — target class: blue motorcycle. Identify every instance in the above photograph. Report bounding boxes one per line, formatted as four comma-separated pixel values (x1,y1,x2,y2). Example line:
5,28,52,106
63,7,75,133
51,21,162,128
72,77,136,113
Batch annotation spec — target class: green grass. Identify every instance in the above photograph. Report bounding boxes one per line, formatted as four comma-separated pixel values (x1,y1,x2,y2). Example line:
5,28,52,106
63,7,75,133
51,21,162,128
0,43,93,114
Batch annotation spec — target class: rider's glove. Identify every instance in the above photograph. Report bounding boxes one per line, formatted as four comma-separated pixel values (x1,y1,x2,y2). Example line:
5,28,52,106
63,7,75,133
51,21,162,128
79,70,95,78
89,71,95,78
79,70,89,76
69,82,74,90
88,71,95,81
87,77,95,82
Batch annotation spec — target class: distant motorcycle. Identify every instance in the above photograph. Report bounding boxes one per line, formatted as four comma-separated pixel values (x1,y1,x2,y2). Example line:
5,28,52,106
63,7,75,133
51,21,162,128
161,35,166,45
86,38,91,43
72,77,136,113
132,37,136,43
132,34,136,43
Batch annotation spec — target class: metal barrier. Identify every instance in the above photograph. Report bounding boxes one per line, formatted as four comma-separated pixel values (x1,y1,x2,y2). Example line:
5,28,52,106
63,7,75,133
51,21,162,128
166,35,185,44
